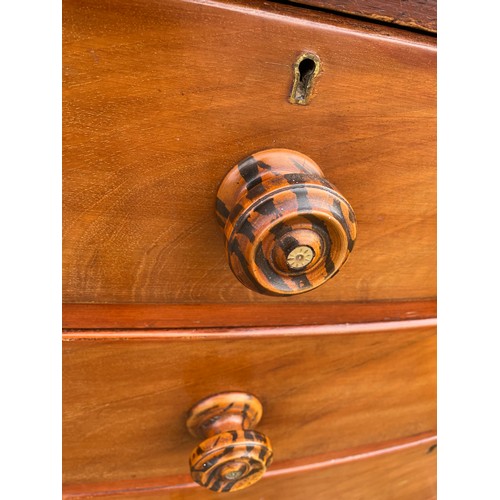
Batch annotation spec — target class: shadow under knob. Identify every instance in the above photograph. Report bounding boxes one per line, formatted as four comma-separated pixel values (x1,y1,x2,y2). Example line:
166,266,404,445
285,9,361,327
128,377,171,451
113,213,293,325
186,392,273,493
216,149,357,296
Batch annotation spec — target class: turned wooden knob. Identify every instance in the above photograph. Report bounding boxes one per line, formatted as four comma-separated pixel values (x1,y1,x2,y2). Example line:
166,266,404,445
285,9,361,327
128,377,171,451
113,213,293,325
216,149,357,296
186,392,273,493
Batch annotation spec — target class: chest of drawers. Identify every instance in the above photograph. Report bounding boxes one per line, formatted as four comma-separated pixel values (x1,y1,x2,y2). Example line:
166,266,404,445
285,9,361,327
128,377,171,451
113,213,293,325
63,0,436,497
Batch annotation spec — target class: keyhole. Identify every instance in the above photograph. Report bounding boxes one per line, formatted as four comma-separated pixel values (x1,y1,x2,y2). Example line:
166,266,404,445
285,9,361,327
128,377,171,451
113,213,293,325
290,53,320,105
299,58,316,85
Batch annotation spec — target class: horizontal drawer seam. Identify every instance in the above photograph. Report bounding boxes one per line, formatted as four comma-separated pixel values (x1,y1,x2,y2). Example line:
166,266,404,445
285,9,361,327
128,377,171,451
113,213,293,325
63,317,436,341
63,300,437,329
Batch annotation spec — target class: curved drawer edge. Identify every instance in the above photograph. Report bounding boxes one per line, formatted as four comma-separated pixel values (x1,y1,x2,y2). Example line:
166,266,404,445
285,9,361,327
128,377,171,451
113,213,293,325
62,431,436,498
63,317,436,341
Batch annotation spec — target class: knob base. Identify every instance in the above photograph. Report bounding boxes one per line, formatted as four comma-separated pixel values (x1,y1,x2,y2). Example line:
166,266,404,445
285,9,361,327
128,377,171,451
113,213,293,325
186,392,263,439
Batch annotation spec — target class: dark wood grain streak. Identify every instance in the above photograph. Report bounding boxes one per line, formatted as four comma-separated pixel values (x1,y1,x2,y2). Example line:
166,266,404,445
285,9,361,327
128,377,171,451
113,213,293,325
63,299,436,329
62,433,436,498
287,0,437,33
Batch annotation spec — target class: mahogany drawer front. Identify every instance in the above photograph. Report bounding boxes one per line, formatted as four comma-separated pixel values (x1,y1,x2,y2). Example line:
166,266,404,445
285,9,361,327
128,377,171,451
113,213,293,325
71,439,436,499
63,0,436,305
63,320,436,491
287,0,437,33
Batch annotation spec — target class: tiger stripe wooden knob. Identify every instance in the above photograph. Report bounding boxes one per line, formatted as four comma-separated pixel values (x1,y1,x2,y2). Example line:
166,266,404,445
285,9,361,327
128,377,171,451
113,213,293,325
216,149,357,296
186,392,273,493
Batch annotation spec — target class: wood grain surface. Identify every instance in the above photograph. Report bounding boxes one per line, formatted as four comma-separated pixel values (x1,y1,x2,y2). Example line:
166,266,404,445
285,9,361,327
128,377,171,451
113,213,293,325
288,0,437,33
63,0,436,305
63,321,436,487
63,434,436,498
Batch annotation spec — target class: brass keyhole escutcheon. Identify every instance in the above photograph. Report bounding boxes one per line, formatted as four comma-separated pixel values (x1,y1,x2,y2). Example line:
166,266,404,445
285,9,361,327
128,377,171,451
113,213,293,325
289,53,321,105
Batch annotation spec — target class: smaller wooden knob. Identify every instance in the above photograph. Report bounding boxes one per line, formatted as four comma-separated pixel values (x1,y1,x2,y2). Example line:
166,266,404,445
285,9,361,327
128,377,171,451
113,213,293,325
186,392,273,493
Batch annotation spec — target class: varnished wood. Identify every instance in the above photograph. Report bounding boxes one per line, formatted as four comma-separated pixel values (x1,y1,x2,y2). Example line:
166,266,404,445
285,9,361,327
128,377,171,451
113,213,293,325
62,299,436,329
288,0,437,33
63,0,436,305
62,0,437,496
217,149,356,296
62,433,436,498
63,321,436,487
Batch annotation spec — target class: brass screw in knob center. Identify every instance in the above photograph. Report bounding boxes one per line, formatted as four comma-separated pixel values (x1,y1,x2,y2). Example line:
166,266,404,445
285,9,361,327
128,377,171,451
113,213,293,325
221,462,247,480
286,245,315,270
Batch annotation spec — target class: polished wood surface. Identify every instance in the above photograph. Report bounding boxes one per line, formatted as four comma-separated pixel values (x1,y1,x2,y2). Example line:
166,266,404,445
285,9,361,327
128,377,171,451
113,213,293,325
63,0,437,496
63,0,436,305
288,0,437,33
63,299,436,329
63,434,436,498
63,321,436,487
